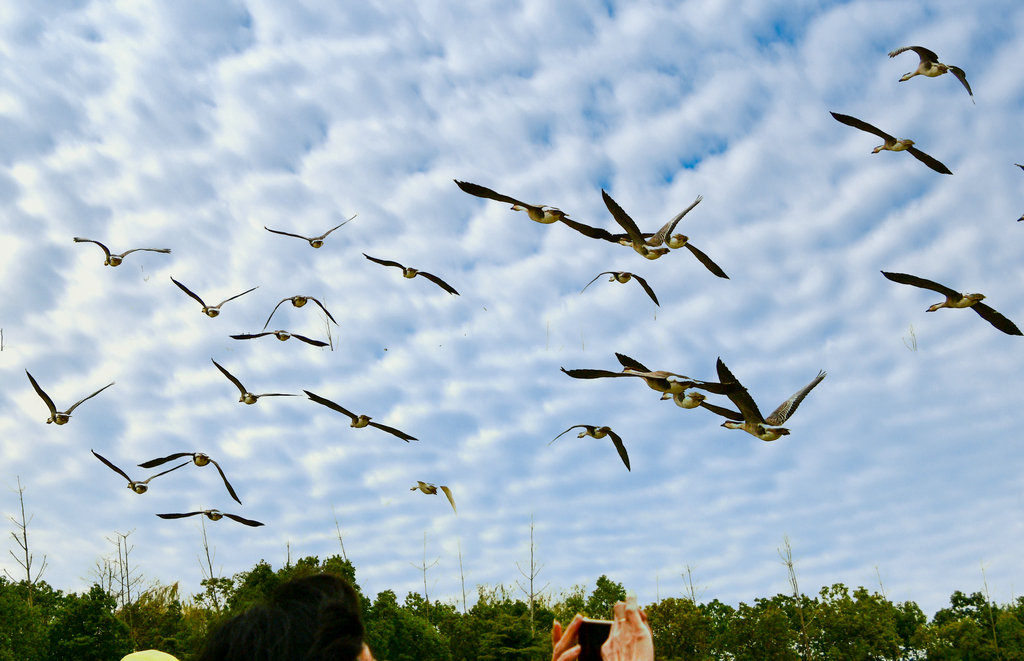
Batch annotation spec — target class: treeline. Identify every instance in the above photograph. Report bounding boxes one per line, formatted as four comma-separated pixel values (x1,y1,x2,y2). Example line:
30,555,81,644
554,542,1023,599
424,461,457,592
1,555,1023,660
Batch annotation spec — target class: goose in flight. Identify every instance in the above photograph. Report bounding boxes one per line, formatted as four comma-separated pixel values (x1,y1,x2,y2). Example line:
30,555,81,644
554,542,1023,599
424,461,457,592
455,179,570,224
211,359,297,404
156,509,264,527
881,271,1022,335
363,254,459,295
889,46,973,102
92,450,189,494
138,451,241,504
549,425,630,471
580,271,659,306
701,358,826,441
304,390,418,441
264,295,338,329
230,330,329,347
562,353,737,397
411,481,456,513
73,237,171,266
170,277,258,318
264,214,357,248
26,371,114,425
830,112,952,175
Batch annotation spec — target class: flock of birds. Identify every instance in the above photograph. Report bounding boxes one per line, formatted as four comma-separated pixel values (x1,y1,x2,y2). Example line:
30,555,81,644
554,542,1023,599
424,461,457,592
17,45,1020,542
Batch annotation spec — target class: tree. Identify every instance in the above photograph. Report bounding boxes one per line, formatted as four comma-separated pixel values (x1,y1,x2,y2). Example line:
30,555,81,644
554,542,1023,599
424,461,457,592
585,575,626,619
5,477,47,605
47,584,132,661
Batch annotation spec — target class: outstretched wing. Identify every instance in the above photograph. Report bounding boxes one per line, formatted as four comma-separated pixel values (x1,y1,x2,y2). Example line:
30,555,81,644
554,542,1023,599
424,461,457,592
830,112,896,143
318,214,357,239
454,180,528,207
156,511,202,520
215,286,259,307
263,298,289,329
264,226,311,241
363,253,405,269
440,486,457,513
210,459,242,505
765,370,827,425
25,370,57,418
549,425,585,445
418,271,460,295
557,217,620,242
306,297,339,326
605,429,631,471
683,243,729,279
368,420,418,442
580,272,615,294
65,382,115,414
649,195,703,247
170,277,207,307
880,271,961,298
92,450,132,483
290,333,330,347
224,513,265,527
601,190,645,245
906,146,953,175
888,45,939,64
560,367,633,380
120,247,171,257
73,237,111,260
231,332,273,341
947,65,973,101
715,358,766,424
698,400,745,422
303,390,358,421
212,359,248,396
629,274,660,306
138,452,193,468
615,353,650,372
971,303,1024,336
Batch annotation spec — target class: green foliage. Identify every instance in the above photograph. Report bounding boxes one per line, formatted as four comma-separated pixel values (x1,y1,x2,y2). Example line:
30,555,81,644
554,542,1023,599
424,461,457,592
46,584,132,661
585,575,626,619
0,578,48,661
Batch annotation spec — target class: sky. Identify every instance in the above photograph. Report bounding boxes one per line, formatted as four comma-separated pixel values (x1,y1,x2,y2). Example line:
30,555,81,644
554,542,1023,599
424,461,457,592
1,0,1023,619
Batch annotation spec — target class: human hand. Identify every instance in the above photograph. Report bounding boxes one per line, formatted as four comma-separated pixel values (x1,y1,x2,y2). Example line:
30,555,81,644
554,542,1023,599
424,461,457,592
600,593,653,661
551,613,583,661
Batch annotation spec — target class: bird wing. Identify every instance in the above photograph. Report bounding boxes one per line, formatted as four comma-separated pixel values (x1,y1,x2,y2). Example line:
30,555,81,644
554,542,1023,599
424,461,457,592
119,248,171,256
369,421,418,441
615,352,651,372
947,66,973,100
65,381,115,414
319,214,357,239
683,243,729,279
210,459,242,505
92,450,133,483
25,370,57,417
560,367,633,379
765,370,827,425
303,390,358,421
557,217,619,242
715,358,766,423
888,45,939,63
418,271,460,295
601,190,645,245
649,195,703,247
231,332,273,340
263,298,289,329
73,237,111,260
212,359,248,396
830,112,896,143
156,511,202,520
290,333,329,347
440,485,457,513
138,452,192,468
580,272,615,294
906,146,953,175
253,393,298,398
454,180,528,207
170,277,207,307
697,400,745,421
880,271,961,298
306,297,339,325
606,429,631,471
549,425,585,445
224,513,265,527
142,460,192,483
971,303,1024,336
215,286,259,307
264,226,311,240
363,253,405,269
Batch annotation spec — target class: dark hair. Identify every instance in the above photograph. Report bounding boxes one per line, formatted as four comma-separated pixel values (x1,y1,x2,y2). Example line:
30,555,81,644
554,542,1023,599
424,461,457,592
198,573,365,661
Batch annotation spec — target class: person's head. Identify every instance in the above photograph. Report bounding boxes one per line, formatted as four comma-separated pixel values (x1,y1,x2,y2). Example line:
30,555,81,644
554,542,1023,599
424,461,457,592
198,572,372,661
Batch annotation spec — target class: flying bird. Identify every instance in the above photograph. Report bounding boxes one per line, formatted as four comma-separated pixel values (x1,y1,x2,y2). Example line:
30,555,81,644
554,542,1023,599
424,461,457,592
581,271,659,306
73,237,171,266
880,271,1022,335
138,451,241,504
411,481,456,513
363,253,459,295
170,277,258,318
211,359,298,404
701,358,826,441
455,179,570,224
561,353,737,398
26,370,114,425
888,46,973,102
830,112,952,175
601,190,670,260
549,425,630,471
263,295,338,330
304,390,418,441
264,214,357,248
230,330,329,347
92,450,189,494
156,510,264,527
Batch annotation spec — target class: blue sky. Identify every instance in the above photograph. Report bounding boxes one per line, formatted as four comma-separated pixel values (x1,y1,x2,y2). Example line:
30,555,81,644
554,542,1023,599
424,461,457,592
2,0,1023,617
